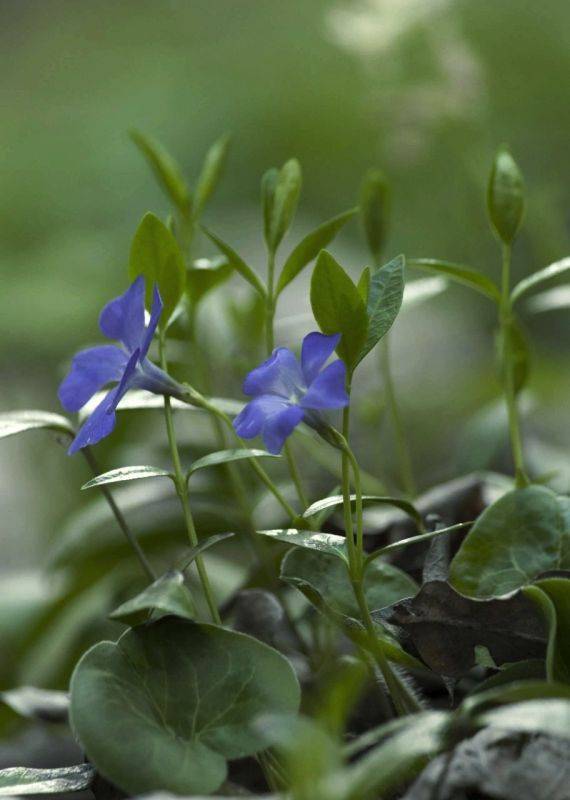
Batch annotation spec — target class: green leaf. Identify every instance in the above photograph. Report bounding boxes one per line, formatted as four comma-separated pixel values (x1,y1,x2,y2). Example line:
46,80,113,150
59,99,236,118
487,146,525,245
477,699,570,740
408,258,501,302
267,158,302,253
70,618,300,796
525,578,570,684
179,532,235,571
0,687,68,723
79,389,243,421
257,528,348,561
528,285,570,313
359,168,390,262
0,410,74,441
187,256,232,306
82,465,172,491
202,227,266,297
302,494,423,530
276,208,357,295
496,316,530,395
449,487,570,598
261,167,279,249
0,765,95,796
129,130,191,216
110,570,195,626
367,521,472,564
129,212,186,326
281,547,417,619
402,276,447,310
188,448,279,479
310,250,368,372
358,254,405,364
511,256,570,305
357,266,370,303
193,133,231,220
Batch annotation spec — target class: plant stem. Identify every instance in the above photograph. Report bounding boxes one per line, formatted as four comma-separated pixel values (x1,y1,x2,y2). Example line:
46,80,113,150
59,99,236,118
500,243,528,488
380,336,416,497
284,442,309,509
81,447,156,582
159,336,221,624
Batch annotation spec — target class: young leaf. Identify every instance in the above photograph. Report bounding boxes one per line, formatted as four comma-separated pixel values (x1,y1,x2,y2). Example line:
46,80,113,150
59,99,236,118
0,764,95,796
202,227,266,297
276,208,357,295
449,487,570,598
0,410,74,441
357,266,370,303
70,618,300,796
188,448,279,478
110,570,195,626
525,578,570,684
360,168,390,262
511,256,570,305
408,258,501,302
129,212,186,326
302,494,423,530
129,129,191,216
82,465,172,491
267,158,302,253
310,250,368,372
187,256,233,307
357,254,405,364
261,167,279,249
487,146,525,245
193,133,231,220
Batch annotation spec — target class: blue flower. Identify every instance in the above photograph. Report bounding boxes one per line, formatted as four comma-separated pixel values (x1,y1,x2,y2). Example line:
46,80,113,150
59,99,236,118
234,332,349,454
59,276,182,454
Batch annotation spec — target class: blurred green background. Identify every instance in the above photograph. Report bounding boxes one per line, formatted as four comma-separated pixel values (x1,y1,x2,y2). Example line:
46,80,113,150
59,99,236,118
1,0,569,574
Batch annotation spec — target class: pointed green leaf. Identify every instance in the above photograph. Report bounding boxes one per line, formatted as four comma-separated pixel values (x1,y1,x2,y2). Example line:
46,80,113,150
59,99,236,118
193,133,231,220
487,146,525,245
110,570,196,626
130,130,191,216
302,494,422,529
268,158,302,253
188,448,279,478
408,258,501,302
276,208,357,295
525,578,570,684
129,212,186,326
0,410,74,441
257,528,348,561
82,465,172,491
187,256,232,306
70,618,300,796
202,227,266,297
261,167,279,249
367,521,472,565
511,257,570,305
0,765,95,796
179,532,235,571
357,254,405,364
359,168,390,262
310,250,368,372
357,266,370,303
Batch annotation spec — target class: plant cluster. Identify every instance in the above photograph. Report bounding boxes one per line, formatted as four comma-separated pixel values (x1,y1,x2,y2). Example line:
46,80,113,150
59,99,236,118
1,133,570,800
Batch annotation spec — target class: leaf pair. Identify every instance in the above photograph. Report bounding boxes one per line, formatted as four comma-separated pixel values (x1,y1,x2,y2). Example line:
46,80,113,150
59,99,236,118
311,250,405,373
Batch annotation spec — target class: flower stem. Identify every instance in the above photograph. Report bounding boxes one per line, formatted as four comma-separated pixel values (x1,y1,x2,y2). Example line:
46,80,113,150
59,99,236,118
500,243,528,488
81,447,156,582
284,441,309,509
159,336,221,624
380,336,416,497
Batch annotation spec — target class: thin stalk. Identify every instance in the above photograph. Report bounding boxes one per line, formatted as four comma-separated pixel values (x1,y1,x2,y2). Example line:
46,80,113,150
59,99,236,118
340,390,358,568
284,442,309,509
380,336,416,497
159,336,221,624
500,243,528,488
81,447,156,582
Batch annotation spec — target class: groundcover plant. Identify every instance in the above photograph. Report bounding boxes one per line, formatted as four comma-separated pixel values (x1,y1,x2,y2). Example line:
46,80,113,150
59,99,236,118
1,134,570,800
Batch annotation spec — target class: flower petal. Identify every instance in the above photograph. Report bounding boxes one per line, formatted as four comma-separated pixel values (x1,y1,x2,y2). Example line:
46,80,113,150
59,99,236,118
106,349,141,414
68,389,119,454
300,360,348,410
243,348,304,398
233,394,290,439
140,285,163,359
301,332,341,384
262,405,304,454
99,276,145,352
58,346,129,412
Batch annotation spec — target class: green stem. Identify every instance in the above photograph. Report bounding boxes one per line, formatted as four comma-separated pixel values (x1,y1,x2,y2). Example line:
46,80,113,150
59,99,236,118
340,391,357,569
81,447,156,582
500,243,528,488
380,336,416,497
159,336,221,624
284,441,309,509
265,250,276,352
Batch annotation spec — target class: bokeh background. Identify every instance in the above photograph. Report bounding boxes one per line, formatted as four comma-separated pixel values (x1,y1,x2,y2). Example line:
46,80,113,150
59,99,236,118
1,0,569,582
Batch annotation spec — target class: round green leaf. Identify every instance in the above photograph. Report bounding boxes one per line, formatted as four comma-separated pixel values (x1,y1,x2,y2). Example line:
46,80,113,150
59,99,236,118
70,618,300,796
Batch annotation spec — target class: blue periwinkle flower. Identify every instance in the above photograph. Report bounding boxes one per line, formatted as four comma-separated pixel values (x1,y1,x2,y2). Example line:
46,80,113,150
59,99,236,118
234,332,349,454
59,276,182,454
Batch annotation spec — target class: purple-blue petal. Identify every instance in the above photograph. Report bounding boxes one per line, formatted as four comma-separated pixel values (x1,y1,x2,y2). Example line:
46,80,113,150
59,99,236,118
301,332,341,385
233,394,290,439
300,359,348,410
58,345,129,413
99,276,146,352
67,388,119,454
262,404,304,454
243,348,305,399
140,285,163,359
106,349,141,415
